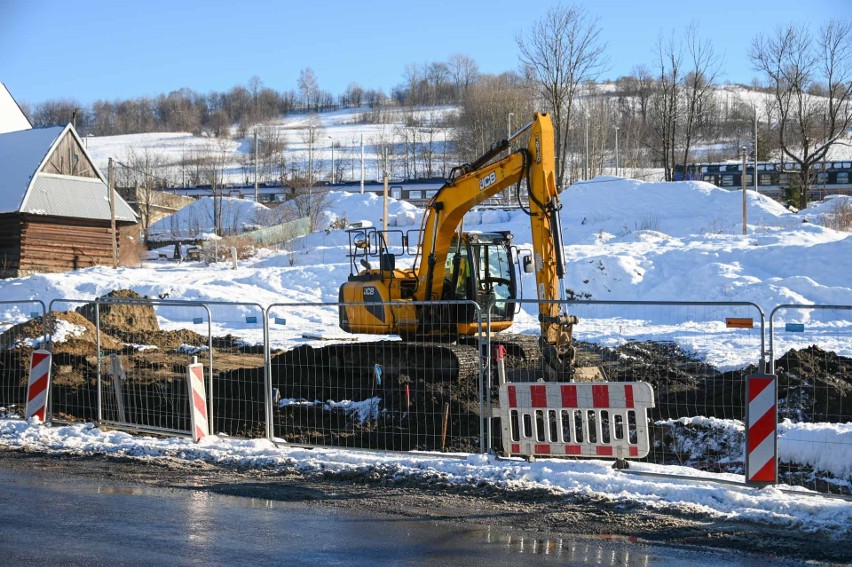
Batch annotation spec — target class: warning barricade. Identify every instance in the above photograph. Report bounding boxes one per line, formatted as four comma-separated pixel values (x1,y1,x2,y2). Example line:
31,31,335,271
26,349,52,423
498,382,655,461
186,358,210,443
745,373,778,485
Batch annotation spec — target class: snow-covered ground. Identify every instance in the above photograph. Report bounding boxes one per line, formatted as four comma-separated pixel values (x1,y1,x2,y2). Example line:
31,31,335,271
2,176,851,531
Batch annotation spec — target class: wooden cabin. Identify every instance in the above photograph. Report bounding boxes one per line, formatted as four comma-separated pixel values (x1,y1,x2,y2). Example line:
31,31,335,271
0,124,138,278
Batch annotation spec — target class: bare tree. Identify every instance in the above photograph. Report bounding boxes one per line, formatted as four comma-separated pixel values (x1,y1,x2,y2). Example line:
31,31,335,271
448,53,479,101
750,20,852,208
200,138,233,236
679,23,721,176
649,31,683,180
120,148,167,238
517,3,607,188
297,115,324,229
298,68,320,110
455,72,533,161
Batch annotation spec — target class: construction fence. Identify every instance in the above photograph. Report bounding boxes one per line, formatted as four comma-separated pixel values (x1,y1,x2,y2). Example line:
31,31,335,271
0,296,848,494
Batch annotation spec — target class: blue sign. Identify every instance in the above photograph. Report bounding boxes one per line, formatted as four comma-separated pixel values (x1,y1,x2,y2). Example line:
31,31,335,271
245,316,258,324
274,317,286,326
192,317,204,324
785,323,805,333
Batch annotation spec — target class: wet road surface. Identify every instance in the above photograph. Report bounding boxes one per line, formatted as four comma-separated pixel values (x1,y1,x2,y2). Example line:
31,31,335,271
0,465,788,566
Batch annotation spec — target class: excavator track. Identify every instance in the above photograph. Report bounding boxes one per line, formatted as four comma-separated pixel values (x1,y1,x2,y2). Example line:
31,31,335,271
458,333,544,372
271,340,483,395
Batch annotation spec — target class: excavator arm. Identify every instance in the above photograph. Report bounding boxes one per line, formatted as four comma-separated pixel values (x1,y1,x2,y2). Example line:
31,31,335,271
415,113,576,373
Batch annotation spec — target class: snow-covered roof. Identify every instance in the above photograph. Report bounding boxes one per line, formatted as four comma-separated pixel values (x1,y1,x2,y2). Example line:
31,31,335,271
0,82,32,134
0,126,63,213
0,125,137,222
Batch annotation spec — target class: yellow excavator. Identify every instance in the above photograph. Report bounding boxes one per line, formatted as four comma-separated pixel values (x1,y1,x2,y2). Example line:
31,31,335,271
338,113,579,378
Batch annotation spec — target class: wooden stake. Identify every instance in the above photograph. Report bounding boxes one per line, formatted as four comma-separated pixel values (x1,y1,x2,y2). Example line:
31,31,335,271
441,402,450,450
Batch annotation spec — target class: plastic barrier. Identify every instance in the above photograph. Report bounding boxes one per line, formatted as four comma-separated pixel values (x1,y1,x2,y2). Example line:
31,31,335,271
745,373,778,485
187,358,209,442
499,381,655,461
25,350,52,422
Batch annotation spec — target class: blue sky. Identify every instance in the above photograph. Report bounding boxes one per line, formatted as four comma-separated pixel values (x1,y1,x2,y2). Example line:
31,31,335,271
0,0,845,105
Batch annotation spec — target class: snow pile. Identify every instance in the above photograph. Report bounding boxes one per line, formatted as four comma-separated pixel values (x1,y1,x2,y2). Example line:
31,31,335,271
147,196,267,242
659,417,852,481
280,397,382,425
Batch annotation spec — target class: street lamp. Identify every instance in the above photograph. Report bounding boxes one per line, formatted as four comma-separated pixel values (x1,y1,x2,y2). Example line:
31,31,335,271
328,136,335,185
613,126,620,177
741,146,748,235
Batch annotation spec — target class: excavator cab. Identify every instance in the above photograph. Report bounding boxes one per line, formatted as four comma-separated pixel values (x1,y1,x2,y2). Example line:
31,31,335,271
442,231,517,333
339,227,518,338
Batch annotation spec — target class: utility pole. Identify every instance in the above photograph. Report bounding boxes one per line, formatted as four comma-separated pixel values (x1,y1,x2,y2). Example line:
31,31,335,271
254,129,259,202
360,133,364,195
382,147,389,239
507,112,514,157
584,118,589,180
328,136,335,184
742,146,748,236
613,126,620,177
108,158,118,268
754,107,758,193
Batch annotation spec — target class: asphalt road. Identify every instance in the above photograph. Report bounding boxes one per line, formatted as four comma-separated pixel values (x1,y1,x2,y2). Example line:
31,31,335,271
0,454,796,566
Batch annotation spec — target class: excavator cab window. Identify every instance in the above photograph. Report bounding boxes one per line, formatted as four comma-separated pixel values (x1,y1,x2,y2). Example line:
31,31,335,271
467,235,516,322
443,241,471,301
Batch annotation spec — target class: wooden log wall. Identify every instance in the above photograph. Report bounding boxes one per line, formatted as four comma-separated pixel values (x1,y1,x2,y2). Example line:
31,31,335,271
0,215,23,277
18,216,122,274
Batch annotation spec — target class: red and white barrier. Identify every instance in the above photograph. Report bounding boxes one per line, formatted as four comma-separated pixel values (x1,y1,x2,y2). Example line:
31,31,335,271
186,359,210,442
25,349,52,423
746,373,778,485
499,381,655,460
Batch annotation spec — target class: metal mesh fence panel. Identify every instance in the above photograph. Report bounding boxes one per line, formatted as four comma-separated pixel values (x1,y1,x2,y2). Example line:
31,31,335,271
93,298,212,436
203,301,268,439
769,304,852,494
266,300,484,452
0,300,46,418
489,300,765,476
45,299,106,423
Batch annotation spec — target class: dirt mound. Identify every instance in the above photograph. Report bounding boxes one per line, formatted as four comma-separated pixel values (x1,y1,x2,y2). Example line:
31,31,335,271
76,289,160,339
0,310,123,355
775,345,852,422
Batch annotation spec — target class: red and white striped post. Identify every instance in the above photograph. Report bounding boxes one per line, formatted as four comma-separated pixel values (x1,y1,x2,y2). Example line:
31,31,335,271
745,373,778,485
186,357,210,442
26,349,52,423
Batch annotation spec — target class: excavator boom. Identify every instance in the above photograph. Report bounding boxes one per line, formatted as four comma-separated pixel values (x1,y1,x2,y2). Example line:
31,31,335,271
340,113,577,374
